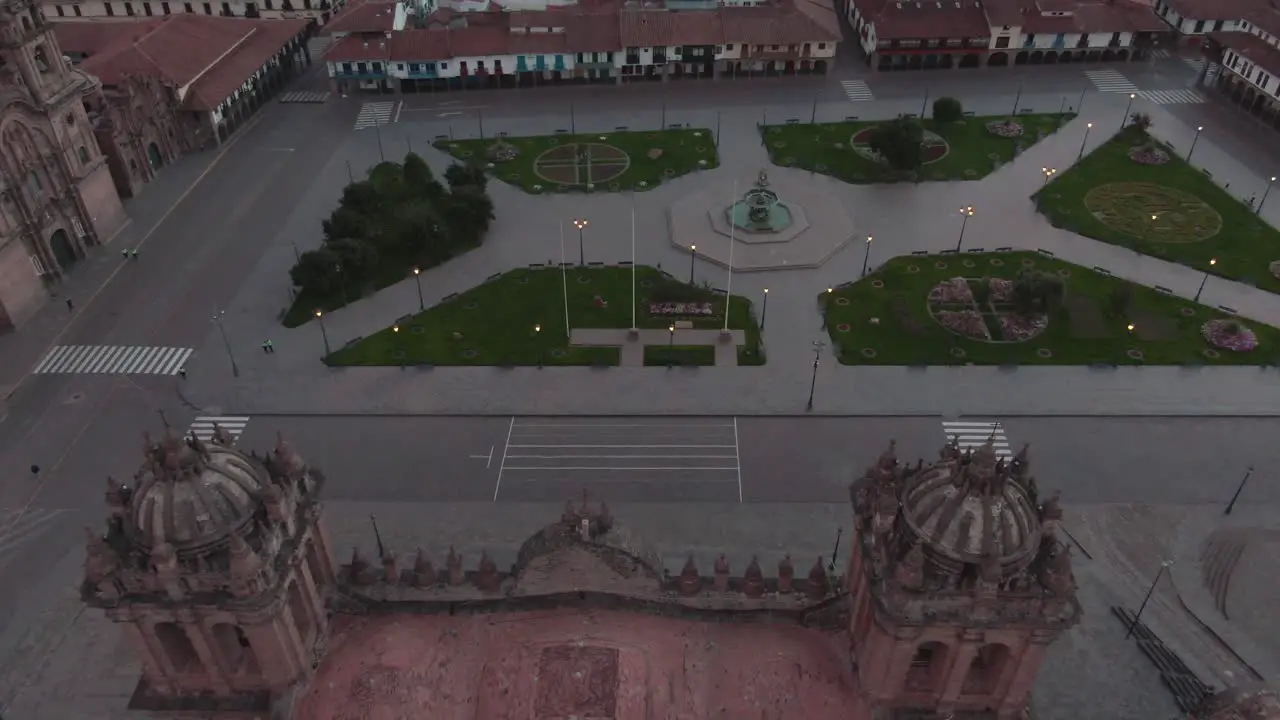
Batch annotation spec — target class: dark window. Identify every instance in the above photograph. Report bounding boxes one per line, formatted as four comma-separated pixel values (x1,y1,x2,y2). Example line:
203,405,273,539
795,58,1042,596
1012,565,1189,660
183,2,192,10
202,2,212,13
124,2,134,14
1193,19,1205,32
265,0,272,8
1212,20,1224,31
303,0,311,8
144,2,153,14
994,36,1009,48
77,146,89,163
355,62,366,73
221,1,230,13
105,2,115,15
55,5,65,16
73,5,81,14
341,62,352,73
162,1,170,11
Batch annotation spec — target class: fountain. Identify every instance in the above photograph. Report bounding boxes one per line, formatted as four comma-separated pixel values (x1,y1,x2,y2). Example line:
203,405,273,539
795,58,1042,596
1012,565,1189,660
725,170,797,236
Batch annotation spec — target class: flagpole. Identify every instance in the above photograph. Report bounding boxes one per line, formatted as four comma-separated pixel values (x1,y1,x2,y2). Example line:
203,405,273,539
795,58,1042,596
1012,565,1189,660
724,180,737,331
630,192,637,330
560,221,570,340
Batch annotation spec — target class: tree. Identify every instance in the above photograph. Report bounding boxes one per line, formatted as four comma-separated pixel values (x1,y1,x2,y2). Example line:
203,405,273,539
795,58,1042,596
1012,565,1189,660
290,247,342,295
402,152,444,198
933,97,963,123
440,186,495,247
869,118,925,173
321,205,369,244
1128,112,1153,133
445,161,488,192
1012,269,1065,314
328,238,380,282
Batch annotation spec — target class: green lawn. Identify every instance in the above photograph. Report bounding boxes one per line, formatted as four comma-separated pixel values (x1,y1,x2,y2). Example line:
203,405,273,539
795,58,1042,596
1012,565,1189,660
433,129,718,193
824,251,1280,366
1035,127,1280,292
763,113,1072,184
644,345,716,367
325,265,765,366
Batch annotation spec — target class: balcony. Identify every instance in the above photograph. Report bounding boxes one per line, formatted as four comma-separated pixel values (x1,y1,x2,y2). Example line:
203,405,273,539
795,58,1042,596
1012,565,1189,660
653,53,668,64
334,67,386,80
405,65,438,78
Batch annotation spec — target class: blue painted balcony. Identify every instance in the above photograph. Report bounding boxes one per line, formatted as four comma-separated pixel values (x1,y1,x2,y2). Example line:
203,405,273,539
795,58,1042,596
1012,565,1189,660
334,63,386,80
553,54,566,70
1052,35,1066,49
405,63,438,78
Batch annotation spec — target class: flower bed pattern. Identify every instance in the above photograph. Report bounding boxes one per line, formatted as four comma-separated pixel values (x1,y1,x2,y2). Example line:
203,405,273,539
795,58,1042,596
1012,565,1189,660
650,302,714,316
986,121,1024,138
935,310,990,340
927,277,974,304
1128,146,1170,165
851,126,950,165
1083,182,1223,243
926,277,1049,343
1201,319,1259,352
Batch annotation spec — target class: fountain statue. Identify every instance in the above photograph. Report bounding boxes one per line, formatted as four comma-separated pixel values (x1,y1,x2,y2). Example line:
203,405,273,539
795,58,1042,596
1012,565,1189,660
728,170,794,233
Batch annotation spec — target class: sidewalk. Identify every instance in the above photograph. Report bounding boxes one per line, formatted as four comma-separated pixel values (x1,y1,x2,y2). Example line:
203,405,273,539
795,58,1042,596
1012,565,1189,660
182,93,1280,418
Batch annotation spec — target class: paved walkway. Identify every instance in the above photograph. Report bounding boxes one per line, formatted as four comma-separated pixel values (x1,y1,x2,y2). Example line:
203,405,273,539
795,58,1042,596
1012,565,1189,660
182,91,1280,417
571,328,745,366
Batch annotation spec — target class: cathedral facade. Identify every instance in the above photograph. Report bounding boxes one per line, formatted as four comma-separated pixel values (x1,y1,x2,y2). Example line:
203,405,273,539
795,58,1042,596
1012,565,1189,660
0,0,124,330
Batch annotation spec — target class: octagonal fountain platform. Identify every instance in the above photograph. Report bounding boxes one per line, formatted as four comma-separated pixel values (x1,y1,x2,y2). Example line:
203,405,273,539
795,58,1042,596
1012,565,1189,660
668,168,857,272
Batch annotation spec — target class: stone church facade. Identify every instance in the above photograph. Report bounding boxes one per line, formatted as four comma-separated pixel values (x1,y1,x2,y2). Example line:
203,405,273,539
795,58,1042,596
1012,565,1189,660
0,0,124,330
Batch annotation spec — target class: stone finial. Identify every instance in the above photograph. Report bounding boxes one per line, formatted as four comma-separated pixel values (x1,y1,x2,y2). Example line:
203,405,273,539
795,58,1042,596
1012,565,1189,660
1013,442,1031,471
678,555,701,596
1038,541,1075,595
211,422,235,447
878,439,898,471
597,502,613,533
104,476,125,513
713,554,730,592
447,546,464,585
475,551,500,593
806,557,829,600
412,548,436,587
83,526,119,583
382,551,398,583
778,555,795,593
1040,491,1064,522
743,556,765,598
562,500,578,524
347,547,374,586
262,484,287,523
151,543,184,600
273,432,305,476
894,542,925,591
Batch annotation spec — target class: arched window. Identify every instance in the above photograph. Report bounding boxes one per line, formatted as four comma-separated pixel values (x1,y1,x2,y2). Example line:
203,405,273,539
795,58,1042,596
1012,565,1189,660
77,146,89,163
21,16,31,30
287,582,311,644
26,171,42,193
212,623,259,674
154,622,203,673
962,643,1011,696
904,641,949,693
306,543,328,589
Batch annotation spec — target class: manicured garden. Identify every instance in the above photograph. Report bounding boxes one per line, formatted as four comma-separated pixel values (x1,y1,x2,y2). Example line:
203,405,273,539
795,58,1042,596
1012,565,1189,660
433,128,718,193
644,345,716,367
324,265,764,367
1035,124,1280,292
823,251,1280,366
763,109,1072,183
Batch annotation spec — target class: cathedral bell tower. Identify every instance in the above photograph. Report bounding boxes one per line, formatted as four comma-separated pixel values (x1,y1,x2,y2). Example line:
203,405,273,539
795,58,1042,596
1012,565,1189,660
0,0,73,106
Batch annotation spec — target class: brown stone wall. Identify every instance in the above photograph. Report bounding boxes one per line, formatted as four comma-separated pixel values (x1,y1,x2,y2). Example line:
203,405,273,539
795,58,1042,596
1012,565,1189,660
77,161,126,243
0,237,46,330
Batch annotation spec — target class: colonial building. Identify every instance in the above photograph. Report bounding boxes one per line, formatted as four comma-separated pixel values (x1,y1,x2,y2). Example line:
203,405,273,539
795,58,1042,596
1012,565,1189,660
847,439,1081,717
1204,6,1280,131
1153,0,1253,47
53,15,312,196
0,0,125,330
324,0,841,94
81,426,336,717
41,0,346,30
846,0,1167,70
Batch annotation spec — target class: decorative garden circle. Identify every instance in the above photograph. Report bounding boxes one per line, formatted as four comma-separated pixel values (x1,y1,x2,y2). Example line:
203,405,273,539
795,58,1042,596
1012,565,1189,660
989,258,1004,266
1057,269,1071,277
516,276,530,284
1203,348,1221,359
836,323,852,333
550,348,568,359
871,280,885,288
464,301,480,310
1180,307,1196,316
926,277,1049,344
1084,182,1223,242
1128,146,1170,165
861,347,877,358
1127,349,1145,361
935,262,948,270
640,279,653,288
507,173,520,181
410,325,426,335
814,164,827,172
458,150,473,157
950,347,967,358
835,297,851,306
962,259,976,268
462,349,480,359
1021,258,1036,267
577,276,592,284
533,143,631,186
850,126,950,165
906,265,921,274
1036,348,1053,359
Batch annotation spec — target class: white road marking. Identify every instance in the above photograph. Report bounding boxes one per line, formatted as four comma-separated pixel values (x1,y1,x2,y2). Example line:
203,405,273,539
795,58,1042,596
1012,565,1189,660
394,100,404,123
1137,88,1205,105
354,101,395,130
34,345,192,375
502,466,742,472
513,423,735,428
493,417,515,502
1085,69,1139,93
940,420,1012,459
840,79,874,102
508,444,736,449
187,416,250,443
734,416,743,503
438,111,462,117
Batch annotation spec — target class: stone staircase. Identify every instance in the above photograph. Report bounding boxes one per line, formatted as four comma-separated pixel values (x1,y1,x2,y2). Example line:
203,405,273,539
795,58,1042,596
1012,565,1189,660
1200,530,1248,620
1112,605,1216,713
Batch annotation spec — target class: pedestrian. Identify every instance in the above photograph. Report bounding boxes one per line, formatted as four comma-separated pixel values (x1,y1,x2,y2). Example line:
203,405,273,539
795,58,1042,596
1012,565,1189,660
121,248,128,259
178,367,187,378
130,249,139,259
266,339,274,353
1248,195,1257,209
261,340,270,354
65,297,74,312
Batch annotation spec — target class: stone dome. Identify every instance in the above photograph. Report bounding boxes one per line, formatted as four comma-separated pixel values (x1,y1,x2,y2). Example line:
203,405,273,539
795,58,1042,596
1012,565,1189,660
128,430,269,557
899,441,1041,579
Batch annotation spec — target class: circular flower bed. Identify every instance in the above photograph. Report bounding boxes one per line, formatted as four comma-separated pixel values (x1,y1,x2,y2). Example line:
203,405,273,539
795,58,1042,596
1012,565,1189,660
1084,182,1223,242
836,323,852,333
464,302,480,310
850,126,950,165
1201,319,1259,352
935,261,948,270
989,258,1004,267
1180,307,1196,317
1057,269,1071,277
1203,348,1221,359
861,347,877,358
462,349,480,359
935,310,989,340
962,259,976,268
1127,349,1145,361
1021,258,1035,267
871,280,885,288
906,265,921,274
986,120,1024,138
1036,348,1053,359
835,297,850,306
1128,145,1170,165
950,347,967,358
928,277,974,304
577,276,592,284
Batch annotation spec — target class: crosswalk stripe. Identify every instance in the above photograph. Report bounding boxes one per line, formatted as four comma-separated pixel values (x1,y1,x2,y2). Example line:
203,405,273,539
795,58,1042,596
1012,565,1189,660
1137,88,1204,105
354,101,395,130
1150,49,1171,59
33,345,192,375
941,420,1012,458
840,79,874,102
0,508,70,558
1085,69,1138,93
280,90,332,103
188,416,251,444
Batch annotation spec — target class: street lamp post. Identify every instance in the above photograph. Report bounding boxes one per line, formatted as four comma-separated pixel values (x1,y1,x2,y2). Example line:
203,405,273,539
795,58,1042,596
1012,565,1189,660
573,218,588,266
1041,167,1057,188
1140,214,1159,244
1187,126,1203,161
806,340,825,411
534,324,543,367
412,267,424,310
688,244,697,284
392,325,403,367
861,235,873,277
212,310,239,378
315,310,331,356
1259,176,1276,215
1122,93,1136,129
1225,466,1255,515
1126,560,1172,639
1078,122,1093,160
1194,258,1218,302
761,288,769,328
668,324,675,350
956,206,974,253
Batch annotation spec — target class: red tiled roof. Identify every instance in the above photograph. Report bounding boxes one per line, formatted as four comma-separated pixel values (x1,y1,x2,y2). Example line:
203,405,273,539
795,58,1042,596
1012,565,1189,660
322,0,399,36
567,11,622,52
1211,29,1280,75
389,28,451,60
1243,6,1280,38
1159,0,1266,22
981,0,1023,25
720,1,843,43
53,19,164,57
327,32,394,62
855,0,991,40
670,11,727,46
448,25,510,56
507,28,573,54
185,18,308,110
620,10,677,46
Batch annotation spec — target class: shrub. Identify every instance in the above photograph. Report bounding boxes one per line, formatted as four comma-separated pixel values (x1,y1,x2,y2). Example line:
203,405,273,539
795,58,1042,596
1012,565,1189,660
1108,284,1134,318
971,276,992,306
1012,269,1064,314
1128,112,1153,132
933,97,963,123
